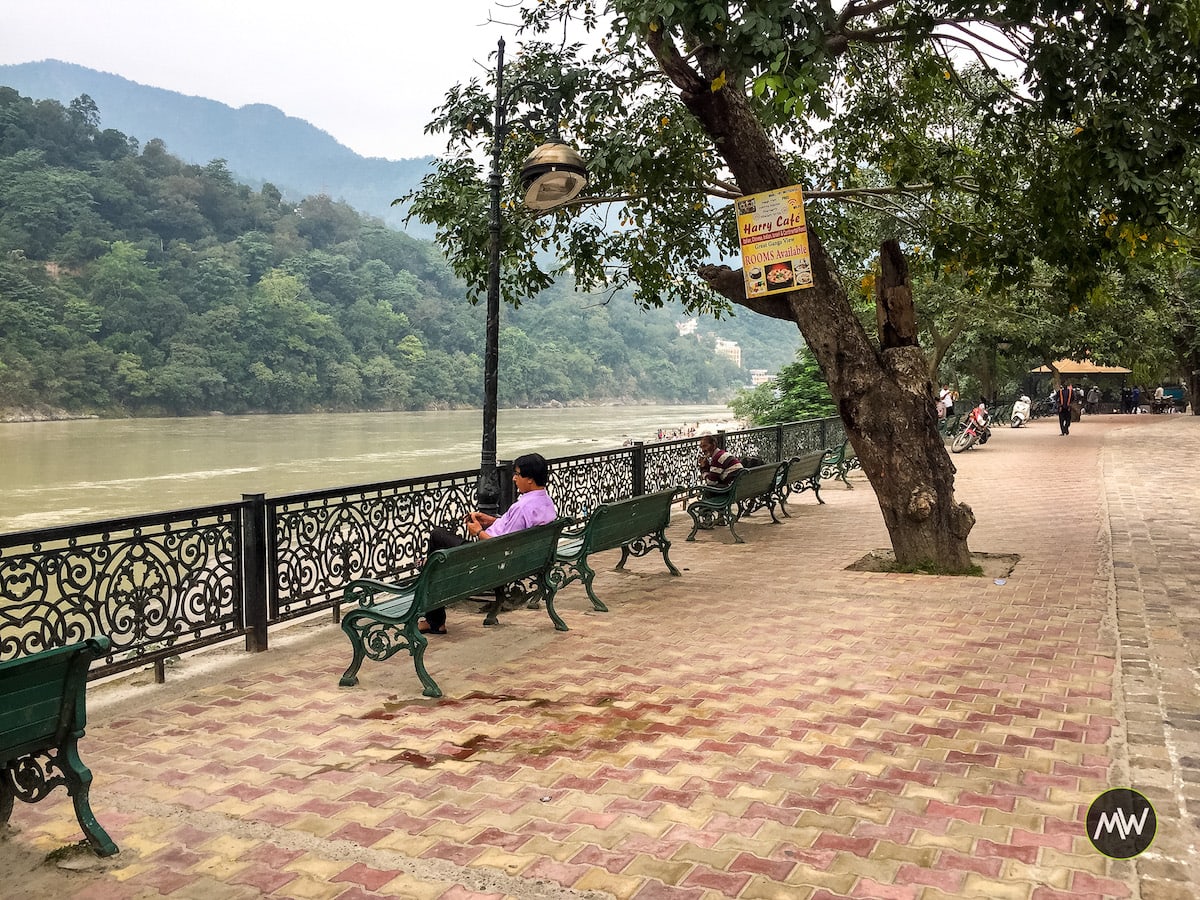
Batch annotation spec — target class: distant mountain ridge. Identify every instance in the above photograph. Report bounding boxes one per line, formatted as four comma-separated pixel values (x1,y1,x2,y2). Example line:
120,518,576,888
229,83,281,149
0,59,434,236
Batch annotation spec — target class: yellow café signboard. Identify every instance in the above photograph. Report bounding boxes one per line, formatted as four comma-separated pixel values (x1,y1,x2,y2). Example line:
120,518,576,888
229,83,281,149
736,185,814,297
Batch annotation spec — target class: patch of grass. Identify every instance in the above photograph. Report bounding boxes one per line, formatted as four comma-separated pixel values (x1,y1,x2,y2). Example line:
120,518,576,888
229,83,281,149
44,840,90,864
848,549,1019,578
887,560,984,577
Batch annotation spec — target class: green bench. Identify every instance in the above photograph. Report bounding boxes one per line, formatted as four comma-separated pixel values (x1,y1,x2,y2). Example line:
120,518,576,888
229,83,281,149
1,636,118,857
821,439,860,488
338,519,570,698
775,451,827,514
553,488,682,612
685,463,781,543
939,413,964,438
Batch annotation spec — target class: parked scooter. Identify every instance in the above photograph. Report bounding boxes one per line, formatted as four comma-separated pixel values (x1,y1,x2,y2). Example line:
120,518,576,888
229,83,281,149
1010,395,1031,428
951,402,992,453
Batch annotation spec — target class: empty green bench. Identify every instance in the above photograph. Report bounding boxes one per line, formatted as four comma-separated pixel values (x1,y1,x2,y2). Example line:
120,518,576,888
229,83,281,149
338,519,570,698
553,488,682,612
821,439,860,488
775,451,827,513
1,636,118,857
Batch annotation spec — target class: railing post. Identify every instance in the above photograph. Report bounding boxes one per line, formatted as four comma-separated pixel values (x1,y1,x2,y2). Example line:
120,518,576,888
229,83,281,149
241,493,269,653
820,417,829,450
498,459,515,512
632,442,646,497
776,423,784,459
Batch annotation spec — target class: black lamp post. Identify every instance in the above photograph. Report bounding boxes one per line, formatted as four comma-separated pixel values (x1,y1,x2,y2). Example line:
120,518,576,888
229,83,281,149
477,38,588,514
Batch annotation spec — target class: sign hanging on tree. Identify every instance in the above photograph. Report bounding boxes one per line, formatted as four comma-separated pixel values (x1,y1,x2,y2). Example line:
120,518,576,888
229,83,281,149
735,185,814,298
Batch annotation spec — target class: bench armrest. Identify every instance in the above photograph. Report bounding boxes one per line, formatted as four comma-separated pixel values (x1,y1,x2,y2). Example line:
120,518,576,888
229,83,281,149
561,516,589,535
345,576,418,608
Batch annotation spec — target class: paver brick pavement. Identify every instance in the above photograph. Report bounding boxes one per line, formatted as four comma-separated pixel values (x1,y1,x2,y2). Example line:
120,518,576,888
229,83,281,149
2,413,1198,898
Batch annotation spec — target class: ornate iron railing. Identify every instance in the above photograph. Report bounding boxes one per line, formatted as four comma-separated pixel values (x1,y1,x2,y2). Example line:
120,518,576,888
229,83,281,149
0,506,244,681
0,416,843,681
267,470,478,623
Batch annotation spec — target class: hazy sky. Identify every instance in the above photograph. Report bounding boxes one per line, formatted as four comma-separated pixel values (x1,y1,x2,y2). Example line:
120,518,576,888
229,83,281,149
0,0,529,159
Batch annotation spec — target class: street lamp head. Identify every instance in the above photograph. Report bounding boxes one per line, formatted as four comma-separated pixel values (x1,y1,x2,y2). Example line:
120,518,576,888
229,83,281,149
519,141,588,210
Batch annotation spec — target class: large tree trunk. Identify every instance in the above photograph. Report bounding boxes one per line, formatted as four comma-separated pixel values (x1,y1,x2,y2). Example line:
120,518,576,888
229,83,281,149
654,33,976,570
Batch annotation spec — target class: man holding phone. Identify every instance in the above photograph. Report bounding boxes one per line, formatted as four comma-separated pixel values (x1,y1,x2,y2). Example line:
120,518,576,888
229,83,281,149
420,453,557,634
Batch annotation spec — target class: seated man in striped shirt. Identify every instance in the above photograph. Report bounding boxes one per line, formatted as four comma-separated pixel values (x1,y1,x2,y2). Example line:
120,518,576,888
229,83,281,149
696,434,744,486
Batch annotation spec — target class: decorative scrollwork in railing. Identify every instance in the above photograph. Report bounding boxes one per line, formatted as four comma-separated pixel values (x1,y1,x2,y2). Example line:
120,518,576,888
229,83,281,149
0,509,242,670
783,420,839,457
726,426,779,463
270,472,477,622
546,449,634,517
643,440,698,494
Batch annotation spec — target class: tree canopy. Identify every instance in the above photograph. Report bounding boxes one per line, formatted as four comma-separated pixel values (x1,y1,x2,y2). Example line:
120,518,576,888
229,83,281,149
407,0,1200,569
411,1,1197,313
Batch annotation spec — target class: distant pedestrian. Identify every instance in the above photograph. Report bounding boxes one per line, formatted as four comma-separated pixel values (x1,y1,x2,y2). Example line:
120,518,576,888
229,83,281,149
1086,386,1100,415
1057,382,1077,435
1132,385,1142,414
939,385,955,417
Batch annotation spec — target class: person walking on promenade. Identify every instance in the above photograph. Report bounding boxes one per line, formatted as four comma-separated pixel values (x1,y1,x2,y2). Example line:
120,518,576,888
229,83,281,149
939,385,955,418
697,434,744,486
420,453,557,634
1087,385,1100,415
1057,382,1077,435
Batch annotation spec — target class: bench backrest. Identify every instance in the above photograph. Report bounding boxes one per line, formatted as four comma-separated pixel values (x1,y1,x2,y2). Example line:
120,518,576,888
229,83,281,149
417,519,569,612
730,463,780,502
582,488,678,555
0,636,110,763
786,451,825,481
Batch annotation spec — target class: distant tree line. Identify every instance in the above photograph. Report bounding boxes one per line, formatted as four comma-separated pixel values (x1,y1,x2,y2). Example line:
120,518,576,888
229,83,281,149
0,88,794,417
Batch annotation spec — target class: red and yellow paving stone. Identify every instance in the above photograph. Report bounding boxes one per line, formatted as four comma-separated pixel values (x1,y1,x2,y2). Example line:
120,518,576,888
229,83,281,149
3,413,1199,898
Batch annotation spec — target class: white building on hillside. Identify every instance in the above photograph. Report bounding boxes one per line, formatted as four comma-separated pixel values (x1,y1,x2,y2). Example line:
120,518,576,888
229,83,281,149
714,339,742,368
750,369,772,386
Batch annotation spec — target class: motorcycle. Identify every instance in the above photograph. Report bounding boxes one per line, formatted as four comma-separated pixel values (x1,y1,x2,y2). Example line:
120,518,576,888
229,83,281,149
951,402,992,453
1010,395,1031,428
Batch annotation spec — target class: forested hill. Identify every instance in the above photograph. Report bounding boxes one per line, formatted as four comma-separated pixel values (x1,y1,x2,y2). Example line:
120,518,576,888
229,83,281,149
0,87,799,418
0,60,432,235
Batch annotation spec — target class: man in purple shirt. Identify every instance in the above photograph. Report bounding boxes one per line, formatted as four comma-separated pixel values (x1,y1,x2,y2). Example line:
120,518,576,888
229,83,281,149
421,453,558,634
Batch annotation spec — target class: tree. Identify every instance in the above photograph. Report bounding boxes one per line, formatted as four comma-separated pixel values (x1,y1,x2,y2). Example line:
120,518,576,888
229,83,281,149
732,347,837,426
407,1,1200,571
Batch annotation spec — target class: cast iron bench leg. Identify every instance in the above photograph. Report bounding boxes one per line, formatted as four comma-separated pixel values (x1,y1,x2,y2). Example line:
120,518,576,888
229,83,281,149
542,580,569,632
62,741,119,857
578,559,608,613
660,537,682,577
0,771,13,827
408,629,442,698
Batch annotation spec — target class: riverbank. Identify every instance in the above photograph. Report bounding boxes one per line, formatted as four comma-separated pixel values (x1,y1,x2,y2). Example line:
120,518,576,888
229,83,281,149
0,404,733,533
0,396,724,425
1,405,100,423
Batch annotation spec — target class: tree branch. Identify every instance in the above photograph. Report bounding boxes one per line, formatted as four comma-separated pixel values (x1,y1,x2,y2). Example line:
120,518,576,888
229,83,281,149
697,264,797,321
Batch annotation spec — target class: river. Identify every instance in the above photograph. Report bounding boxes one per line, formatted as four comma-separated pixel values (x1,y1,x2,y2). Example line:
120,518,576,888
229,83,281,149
0,405,735,534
